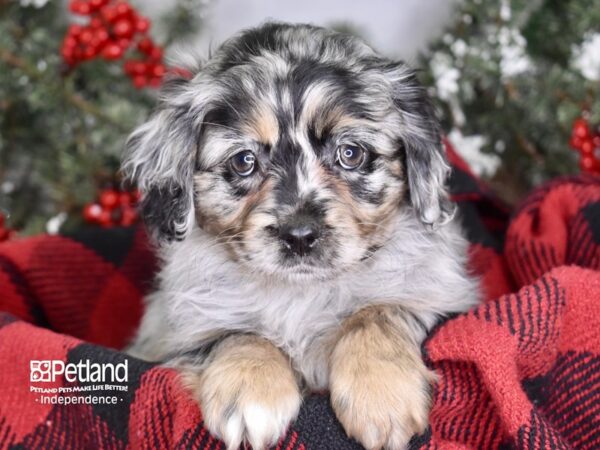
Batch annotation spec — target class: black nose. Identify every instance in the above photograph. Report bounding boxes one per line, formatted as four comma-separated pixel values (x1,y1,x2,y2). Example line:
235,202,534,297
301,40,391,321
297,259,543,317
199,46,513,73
279,224,319,256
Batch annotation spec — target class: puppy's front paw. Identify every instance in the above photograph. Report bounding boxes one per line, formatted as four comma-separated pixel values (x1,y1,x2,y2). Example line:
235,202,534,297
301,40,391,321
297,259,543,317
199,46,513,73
329,312,434,450
182,336,301,450
331,362,432,449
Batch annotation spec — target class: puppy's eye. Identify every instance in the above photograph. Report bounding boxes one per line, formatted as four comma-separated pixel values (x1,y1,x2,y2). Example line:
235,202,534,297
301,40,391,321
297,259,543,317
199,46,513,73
336,144,365,170
230,150,256,176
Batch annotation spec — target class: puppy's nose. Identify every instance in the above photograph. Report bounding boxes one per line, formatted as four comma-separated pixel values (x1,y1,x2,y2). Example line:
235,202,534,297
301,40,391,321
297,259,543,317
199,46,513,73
280,224,319,256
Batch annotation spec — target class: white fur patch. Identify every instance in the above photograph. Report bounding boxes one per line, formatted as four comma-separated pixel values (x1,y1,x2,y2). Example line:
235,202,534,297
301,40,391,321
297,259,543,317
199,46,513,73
131,210,480,389
216,398,300,449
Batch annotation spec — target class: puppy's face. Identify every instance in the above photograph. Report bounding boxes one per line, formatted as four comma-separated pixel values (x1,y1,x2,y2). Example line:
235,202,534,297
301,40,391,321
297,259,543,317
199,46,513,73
124,24,454,281
194,66,407,280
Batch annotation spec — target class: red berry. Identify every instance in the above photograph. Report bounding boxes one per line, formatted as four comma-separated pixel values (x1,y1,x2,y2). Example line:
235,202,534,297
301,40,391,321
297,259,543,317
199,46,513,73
99,189,120,209
63,36,78,49
132,75,147,88
123,59,137,75
83,203,103,222
68,24,83,36
89,17,102,29
102,42,124,60
90,0,108,10
144,61,155,75
79,28,95,45
94,28,109,44
593,135,600,148
115,2,132,18
0,229,14,242
69,1,80,12
151,63,166,78
121,207,138,226
149,77,162,88
149,46,163,61
101,5,118,22
71,1,91,15
574,118,590,139
117,37,132,50
132,61,147,75
99,210,113,227
114,18,134,38
135,17,150,33
83,46,98,60
569,135,583,150
118,191,132,205
579,155,595,172
89,38,101,51
581,139,594,155
137,37,153,54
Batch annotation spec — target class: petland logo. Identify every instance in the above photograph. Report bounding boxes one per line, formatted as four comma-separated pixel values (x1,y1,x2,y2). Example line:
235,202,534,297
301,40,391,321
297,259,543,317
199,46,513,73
30,360,128,383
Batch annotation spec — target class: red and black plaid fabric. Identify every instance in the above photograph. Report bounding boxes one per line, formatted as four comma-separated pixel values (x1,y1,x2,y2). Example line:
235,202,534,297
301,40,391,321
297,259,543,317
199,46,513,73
0,144,599,449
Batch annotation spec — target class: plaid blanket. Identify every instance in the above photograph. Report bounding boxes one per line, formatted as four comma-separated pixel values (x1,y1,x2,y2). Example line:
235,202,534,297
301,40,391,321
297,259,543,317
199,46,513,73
0,146,599,450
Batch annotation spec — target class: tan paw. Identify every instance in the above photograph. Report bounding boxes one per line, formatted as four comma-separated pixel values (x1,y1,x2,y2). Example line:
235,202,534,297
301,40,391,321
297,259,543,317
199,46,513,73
329,309,434,449
182,336,302,450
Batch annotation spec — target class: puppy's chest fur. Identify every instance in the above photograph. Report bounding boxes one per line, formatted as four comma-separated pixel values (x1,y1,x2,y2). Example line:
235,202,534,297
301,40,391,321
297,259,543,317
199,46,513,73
132,212,479,390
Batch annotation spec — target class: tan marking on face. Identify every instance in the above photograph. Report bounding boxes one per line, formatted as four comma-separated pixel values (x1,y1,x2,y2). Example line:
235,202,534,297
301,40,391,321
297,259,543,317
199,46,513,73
300,98,372,141
387,158,403,178
321,161,402,240
329,305,435,449
235,178,275,232
300,83,333,127
328,114,374,135
195,177,276,261
242,102,279,146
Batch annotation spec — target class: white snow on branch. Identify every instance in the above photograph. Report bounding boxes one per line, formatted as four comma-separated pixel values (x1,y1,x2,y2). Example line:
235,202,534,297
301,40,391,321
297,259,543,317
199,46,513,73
500,0,511,21
430,52,466,126
430,53,460,100
448,129,501,177
20,0,49,8
573,33,600,81
498,27,531,78
450,39,468,58
46,212,67,235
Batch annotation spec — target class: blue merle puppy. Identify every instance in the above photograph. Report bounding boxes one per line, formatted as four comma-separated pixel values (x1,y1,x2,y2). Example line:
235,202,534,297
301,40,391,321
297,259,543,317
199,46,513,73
123,22,479,450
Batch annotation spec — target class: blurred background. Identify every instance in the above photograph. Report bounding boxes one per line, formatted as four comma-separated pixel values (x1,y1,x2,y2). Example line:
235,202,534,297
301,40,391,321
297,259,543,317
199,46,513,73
1,0,599,236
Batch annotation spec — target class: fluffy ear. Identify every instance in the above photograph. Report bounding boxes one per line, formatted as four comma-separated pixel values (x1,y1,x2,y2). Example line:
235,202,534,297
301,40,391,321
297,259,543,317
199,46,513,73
122,78,203,242
385,62,456,228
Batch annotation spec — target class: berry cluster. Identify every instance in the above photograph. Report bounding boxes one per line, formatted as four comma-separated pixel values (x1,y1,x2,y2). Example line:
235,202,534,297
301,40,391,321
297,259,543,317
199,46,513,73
61,0,166,88
570,117,600,174
83,188,140,227
0,213,15,242
123,38,166,88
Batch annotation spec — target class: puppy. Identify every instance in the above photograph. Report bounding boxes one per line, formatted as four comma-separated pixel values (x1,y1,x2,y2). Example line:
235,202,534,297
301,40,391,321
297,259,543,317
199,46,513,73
123,22,480,450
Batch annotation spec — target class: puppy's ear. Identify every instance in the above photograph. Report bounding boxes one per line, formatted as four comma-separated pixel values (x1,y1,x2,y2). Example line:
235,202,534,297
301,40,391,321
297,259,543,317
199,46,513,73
122,77,205,241
385,62,456,228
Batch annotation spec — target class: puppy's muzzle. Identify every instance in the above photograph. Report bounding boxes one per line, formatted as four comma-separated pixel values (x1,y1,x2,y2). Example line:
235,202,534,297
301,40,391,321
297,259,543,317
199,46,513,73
279,223,319,256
